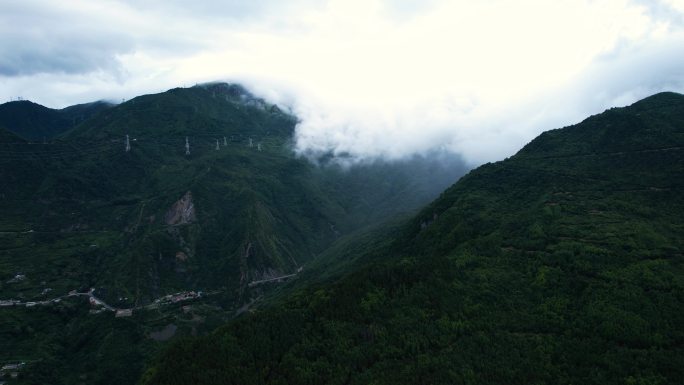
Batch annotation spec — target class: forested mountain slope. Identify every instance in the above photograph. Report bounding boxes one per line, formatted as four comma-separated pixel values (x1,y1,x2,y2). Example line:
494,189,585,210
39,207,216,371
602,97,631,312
0,83,468,384
142,92,684,385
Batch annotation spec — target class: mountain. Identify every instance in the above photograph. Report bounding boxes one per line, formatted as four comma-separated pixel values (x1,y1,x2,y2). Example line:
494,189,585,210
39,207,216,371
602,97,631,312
0,126,25,143
141,92,684,385
0,99,113,140
0,83,468,384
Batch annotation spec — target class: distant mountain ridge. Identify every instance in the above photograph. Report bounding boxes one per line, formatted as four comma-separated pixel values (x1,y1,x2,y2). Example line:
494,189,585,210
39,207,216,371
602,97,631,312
0,99,113,140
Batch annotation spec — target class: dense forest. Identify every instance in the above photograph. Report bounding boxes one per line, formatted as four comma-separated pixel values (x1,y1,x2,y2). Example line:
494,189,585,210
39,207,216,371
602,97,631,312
141,92,684,385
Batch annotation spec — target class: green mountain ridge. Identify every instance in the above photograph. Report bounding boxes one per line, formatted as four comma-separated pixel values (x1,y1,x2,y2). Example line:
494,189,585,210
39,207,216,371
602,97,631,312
0,100,114,141
141,92,684,385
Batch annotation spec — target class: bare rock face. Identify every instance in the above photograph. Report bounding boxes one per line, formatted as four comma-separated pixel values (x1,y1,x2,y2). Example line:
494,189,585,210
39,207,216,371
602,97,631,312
164,191,196,225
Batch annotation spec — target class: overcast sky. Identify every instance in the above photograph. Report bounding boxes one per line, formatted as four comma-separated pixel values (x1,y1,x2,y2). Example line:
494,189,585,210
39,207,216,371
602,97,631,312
1,0,684,164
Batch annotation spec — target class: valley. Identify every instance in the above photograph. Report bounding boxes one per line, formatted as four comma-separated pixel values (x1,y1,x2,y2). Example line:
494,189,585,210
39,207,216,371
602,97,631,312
1,85,682,385
141,91,684,385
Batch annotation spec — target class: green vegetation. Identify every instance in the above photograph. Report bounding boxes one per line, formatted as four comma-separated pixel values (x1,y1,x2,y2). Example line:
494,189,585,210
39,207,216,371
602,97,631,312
0,100,112,140
0,83,467,384
141,92,684,385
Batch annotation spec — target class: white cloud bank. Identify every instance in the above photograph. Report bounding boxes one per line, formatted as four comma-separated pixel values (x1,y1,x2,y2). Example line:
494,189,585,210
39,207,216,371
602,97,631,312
1,0,684,164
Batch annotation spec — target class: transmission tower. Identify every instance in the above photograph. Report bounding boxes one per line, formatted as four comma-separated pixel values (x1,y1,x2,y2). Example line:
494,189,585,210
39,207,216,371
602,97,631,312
223,136,227,146
216,139,220,150
257,143,262,152
248,138,253,148
125,134,131,152
185,137,190,155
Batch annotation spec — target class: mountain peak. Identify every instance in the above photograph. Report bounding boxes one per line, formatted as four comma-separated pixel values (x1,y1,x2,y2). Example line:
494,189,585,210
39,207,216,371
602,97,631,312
67,83,293,140
195,82,253,99
1,99,41,107
629,91,684,110
193,82,281,113
515,91,684,159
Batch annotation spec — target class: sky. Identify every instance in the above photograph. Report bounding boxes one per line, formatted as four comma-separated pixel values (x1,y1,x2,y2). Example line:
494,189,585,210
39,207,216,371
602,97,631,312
1,0,684,165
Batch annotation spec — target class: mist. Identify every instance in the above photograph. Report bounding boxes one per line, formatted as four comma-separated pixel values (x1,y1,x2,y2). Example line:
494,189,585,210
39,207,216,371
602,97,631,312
2,0,684,165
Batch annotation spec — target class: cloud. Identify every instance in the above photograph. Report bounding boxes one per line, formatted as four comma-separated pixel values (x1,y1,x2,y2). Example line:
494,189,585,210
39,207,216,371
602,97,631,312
118,0,325,24
0,1,133,76
236,0,684,164
1,0,683,165
0,0,214,77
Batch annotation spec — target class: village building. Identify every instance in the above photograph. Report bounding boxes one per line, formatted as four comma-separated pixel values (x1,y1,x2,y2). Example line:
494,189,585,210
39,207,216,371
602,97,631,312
89,297,102,306
0,362,25,379
115,309,133,317
7,274,26,283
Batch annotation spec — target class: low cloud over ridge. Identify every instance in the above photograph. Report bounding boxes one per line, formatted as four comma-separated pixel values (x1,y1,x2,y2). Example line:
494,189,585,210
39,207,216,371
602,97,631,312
2,0,684,165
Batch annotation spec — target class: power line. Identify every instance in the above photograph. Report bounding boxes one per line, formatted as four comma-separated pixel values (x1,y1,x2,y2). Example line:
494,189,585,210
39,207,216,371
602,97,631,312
0,133,295,164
